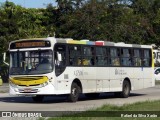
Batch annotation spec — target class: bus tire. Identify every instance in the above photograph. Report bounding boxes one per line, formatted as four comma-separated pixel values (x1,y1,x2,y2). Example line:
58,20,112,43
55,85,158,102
120,80,130,98
32,95,44,102
68,83,80,102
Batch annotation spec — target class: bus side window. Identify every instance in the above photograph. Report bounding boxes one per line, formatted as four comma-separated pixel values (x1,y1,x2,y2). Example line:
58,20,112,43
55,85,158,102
68,45,81,66
133,49,141,66
143,49,151,67
112,58,120,66
96,47,108,66
121,48,132,66
90,47,95,65
110,48,120,66
82,46,94,66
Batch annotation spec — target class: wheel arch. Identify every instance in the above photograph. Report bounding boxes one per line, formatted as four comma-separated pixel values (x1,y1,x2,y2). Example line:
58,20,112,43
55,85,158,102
123,77,131,90
71,78,83,93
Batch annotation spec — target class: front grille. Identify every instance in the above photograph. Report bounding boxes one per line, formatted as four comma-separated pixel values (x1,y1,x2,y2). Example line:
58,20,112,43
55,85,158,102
13,76,45,81
10,76,48,87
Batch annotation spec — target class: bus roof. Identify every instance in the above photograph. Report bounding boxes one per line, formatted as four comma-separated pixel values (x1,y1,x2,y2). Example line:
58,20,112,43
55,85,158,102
56,38,152,49
9,37,152,49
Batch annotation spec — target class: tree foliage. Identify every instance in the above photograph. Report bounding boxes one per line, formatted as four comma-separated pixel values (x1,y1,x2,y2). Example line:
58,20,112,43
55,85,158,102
1,0,160,82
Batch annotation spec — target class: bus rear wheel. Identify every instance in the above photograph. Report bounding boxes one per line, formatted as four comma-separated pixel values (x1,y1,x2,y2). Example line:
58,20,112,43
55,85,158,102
68,83,80,102
120,80,130,98
32,95,44,102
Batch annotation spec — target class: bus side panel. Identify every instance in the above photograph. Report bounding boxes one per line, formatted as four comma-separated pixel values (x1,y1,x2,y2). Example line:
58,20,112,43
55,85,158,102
132,68,144,90
55,67,83,94
121,67,134,90
82,67,97,93
96,67,110,92
109,67,122,92
143,67,154,88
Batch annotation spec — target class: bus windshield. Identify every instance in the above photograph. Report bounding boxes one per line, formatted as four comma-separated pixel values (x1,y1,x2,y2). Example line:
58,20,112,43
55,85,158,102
10,50,53,75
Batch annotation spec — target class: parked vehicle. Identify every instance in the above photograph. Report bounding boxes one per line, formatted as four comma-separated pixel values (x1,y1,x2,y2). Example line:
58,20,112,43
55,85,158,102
154,67,160,80
0,76,2,86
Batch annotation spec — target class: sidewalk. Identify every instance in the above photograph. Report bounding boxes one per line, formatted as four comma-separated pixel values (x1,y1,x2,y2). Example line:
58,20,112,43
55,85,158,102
0,83,9,93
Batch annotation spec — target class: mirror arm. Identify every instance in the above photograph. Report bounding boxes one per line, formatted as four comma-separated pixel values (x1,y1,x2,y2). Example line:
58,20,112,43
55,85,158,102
3,52,9,66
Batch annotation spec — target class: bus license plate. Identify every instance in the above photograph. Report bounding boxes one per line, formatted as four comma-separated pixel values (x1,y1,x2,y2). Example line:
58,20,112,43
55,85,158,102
24,88,32,92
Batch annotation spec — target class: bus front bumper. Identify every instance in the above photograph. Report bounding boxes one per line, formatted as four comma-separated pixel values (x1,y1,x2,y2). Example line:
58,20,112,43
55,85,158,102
9,83,57,95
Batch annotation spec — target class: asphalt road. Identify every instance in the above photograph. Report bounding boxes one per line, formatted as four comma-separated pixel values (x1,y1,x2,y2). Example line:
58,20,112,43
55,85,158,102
0,85,160,112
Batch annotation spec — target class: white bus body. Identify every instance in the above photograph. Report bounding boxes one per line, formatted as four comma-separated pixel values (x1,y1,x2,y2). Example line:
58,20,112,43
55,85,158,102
8,37,155,102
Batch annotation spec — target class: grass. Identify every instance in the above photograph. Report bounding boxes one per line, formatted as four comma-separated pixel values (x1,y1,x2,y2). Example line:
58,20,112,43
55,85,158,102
43,100,160,120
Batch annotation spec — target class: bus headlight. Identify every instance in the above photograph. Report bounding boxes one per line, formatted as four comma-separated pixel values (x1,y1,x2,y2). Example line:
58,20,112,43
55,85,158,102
41,82,48,87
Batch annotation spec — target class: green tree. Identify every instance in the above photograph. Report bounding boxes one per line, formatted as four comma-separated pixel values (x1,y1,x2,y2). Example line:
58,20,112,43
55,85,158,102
42,3,57,37
129,0,160,45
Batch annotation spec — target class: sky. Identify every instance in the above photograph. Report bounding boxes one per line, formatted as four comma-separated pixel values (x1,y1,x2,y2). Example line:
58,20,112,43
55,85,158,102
0,0,57,8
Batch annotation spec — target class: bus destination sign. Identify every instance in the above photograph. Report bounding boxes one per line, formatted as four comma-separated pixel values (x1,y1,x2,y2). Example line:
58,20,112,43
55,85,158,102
10,40,51,49
16,41,45,48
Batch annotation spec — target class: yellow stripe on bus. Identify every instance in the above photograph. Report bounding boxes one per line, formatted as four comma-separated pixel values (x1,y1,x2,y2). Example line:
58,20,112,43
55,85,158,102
10,76,48,86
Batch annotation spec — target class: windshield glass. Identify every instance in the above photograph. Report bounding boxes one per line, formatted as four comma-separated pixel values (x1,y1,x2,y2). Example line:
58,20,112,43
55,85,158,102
10,50,53,75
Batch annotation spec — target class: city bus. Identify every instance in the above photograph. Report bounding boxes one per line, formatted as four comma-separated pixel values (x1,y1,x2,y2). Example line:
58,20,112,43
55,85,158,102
5,37,155,102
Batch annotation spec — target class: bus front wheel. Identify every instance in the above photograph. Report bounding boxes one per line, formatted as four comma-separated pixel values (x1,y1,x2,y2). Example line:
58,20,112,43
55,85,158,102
68,83,80,102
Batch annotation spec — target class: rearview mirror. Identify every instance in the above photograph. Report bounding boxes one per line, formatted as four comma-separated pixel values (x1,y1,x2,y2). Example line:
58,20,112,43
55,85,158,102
3,52,6,61
3,52,9,66
57,52,62,61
